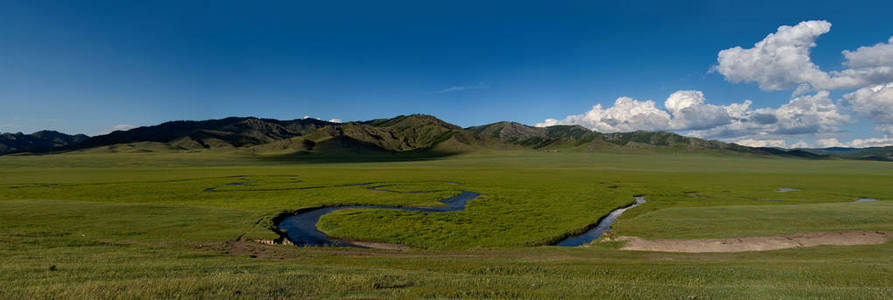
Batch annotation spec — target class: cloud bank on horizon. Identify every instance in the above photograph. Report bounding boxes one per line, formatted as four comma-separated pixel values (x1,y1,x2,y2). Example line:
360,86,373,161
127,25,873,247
538,20,893,149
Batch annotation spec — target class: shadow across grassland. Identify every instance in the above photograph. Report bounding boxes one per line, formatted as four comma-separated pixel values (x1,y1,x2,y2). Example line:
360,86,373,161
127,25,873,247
256,149,463,164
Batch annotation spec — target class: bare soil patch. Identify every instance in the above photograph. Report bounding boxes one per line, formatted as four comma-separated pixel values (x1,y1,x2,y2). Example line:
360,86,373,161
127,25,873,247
615,231,890,253
196,239,298,259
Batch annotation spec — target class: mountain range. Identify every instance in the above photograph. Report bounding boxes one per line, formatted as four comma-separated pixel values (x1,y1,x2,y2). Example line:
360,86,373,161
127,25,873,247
0,131,89,155
1,114,891,161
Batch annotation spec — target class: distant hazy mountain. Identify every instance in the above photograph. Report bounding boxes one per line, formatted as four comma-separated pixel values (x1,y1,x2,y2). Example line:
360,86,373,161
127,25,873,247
0,130,89,155
2,114,888,161
800,146,893,161
467,121,824,158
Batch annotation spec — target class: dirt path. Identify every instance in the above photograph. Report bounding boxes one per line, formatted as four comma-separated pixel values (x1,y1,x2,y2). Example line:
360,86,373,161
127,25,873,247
615,231,890,253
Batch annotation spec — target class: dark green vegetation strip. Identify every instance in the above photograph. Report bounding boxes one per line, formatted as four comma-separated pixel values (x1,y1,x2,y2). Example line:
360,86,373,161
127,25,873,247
0,151,891,298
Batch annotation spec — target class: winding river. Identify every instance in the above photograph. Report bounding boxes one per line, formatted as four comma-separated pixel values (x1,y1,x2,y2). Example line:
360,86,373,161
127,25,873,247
274,183,645,248
555,196,647,246
276,189,480,247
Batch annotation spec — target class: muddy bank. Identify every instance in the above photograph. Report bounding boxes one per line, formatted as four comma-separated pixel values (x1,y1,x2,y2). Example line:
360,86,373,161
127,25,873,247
615,231,890,253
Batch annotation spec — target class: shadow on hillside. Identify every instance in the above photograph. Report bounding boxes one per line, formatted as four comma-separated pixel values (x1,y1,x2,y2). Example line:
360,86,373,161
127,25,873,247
255,149,463,164
254,133,469,164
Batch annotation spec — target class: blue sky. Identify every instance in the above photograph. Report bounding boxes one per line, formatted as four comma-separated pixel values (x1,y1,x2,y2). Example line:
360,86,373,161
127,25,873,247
2,1,892,148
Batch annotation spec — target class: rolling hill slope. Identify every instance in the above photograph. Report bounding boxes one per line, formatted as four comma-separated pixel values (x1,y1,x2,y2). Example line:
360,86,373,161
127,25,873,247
468,121,825,158
75,117,333,151
2,114,880,160
800,146,893,161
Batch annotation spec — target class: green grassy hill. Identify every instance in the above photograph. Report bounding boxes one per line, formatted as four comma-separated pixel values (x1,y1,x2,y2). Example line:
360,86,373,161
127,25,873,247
469,121,826,158
74,117,333,151
0,114,856,161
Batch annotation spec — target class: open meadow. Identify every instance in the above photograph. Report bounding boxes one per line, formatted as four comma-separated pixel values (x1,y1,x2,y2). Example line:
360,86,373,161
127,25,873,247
0,150,890,298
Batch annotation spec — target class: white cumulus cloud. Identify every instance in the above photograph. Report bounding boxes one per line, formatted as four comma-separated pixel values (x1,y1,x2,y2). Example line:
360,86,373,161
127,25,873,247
773,91,849,135
714,20,832,91
737,137,893,149
733,138,787,148
842,36,893,68
665,90,744,130
790,140,810,148
847,136,893,148
814,137,893,148
815,138,847,148
714,20,893,92
842,82,893,135
539,90,846,142
536,97,671,132
539,20,893,148
688,91,848,139
537,91,755,133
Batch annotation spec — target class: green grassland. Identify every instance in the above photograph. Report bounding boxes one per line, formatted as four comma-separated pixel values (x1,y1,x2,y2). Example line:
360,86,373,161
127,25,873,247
0,150,891,298
614,201,893,239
